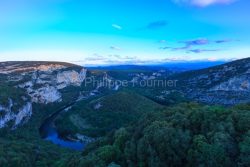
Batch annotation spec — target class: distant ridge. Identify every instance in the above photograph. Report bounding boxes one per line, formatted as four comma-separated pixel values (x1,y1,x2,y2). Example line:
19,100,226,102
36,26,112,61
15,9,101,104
87,60,228,71
171,57,250,105
0,61,81,67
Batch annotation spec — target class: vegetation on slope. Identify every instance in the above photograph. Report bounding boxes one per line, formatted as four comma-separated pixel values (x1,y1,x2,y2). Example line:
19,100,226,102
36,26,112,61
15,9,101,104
1,88,250,167
65,103,250,167
0,75,30,113
55,91,163,137
170,57,250,89
1,60,250,167
0,107,81,167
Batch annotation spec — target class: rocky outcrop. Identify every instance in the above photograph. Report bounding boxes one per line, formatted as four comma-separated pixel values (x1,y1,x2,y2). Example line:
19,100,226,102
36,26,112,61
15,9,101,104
75,133,95,144
14,102,32,127
31,86,62,104
56,69,87,89
174,57,250,105
94,102,102,110
17,65,87,104
19,81,62,104
36,64,65,72
0,63,66,74
210,75,250,92
0,62,88,129
0,99,32,128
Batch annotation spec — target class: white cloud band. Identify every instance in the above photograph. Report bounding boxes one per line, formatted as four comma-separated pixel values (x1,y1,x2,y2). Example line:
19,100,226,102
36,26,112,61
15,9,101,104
173,0,236,7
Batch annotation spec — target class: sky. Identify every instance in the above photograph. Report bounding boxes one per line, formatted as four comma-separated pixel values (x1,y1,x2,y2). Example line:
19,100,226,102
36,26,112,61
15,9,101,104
0,0,250,65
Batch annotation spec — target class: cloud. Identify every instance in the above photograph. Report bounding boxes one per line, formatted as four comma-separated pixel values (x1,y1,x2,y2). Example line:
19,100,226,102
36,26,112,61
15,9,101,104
109,54,137,60
173,45,191,51
173,0,236,7
160,44,220,54
160,45,190,50
146,20,168,29
180,38,209,46
159,40,167,43
109,54,122,58
159,37,235,54
98,57,140,65
122,56,137,60
159,38,230,53
215,39,231,43
214,39,238,43
188,49,220,53
180,38,236,45
84,53,106,61
110,46,121,50
180,38,236,46
84,53,138,65
112,24,122,30
159,46,172,50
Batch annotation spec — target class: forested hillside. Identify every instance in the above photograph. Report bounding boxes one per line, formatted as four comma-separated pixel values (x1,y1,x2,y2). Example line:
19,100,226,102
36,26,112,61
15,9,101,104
66,103,250,167
0,60,250,167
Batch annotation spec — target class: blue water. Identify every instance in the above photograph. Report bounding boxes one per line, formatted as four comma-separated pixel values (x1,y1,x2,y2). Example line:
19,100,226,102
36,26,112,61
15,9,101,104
40,101,86,151
44,125,84,151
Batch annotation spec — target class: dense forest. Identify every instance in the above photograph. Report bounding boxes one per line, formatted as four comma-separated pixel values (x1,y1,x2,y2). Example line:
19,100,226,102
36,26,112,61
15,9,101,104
1,101,249,167
65,103,250,167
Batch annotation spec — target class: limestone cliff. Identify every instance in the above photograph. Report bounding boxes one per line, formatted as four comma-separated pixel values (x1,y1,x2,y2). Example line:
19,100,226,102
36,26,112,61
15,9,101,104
0,61,87,128
0,99,32,128
172,57,250,105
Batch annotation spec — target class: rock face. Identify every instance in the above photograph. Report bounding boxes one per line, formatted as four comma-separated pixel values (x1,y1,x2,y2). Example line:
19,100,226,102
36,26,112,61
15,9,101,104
15,63,87,104
57,69,87,89
210,75,250,92
18,79,62,104
14,102,32,127
0,62,66,74
36,64,66,72
75,133,95,143
31,86,62,104
174,57,250,105
94,102,102,110
0,99,32,128
0,61,87,129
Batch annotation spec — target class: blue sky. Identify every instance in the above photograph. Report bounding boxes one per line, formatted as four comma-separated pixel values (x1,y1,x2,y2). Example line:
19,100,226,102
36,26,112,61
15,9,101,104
0,0,250,65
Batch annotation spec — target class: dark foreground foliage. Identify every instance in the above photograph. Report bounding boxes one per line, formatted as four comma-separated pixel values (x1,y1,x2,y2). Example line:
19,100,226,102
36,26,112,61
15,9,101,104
66,103,250,167
0,101,250,167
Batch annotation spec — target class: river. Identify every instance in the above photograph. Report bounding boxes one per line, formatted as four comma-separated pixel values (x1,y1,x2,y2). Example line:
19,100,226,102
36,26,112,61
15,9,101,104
39,101,85,151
